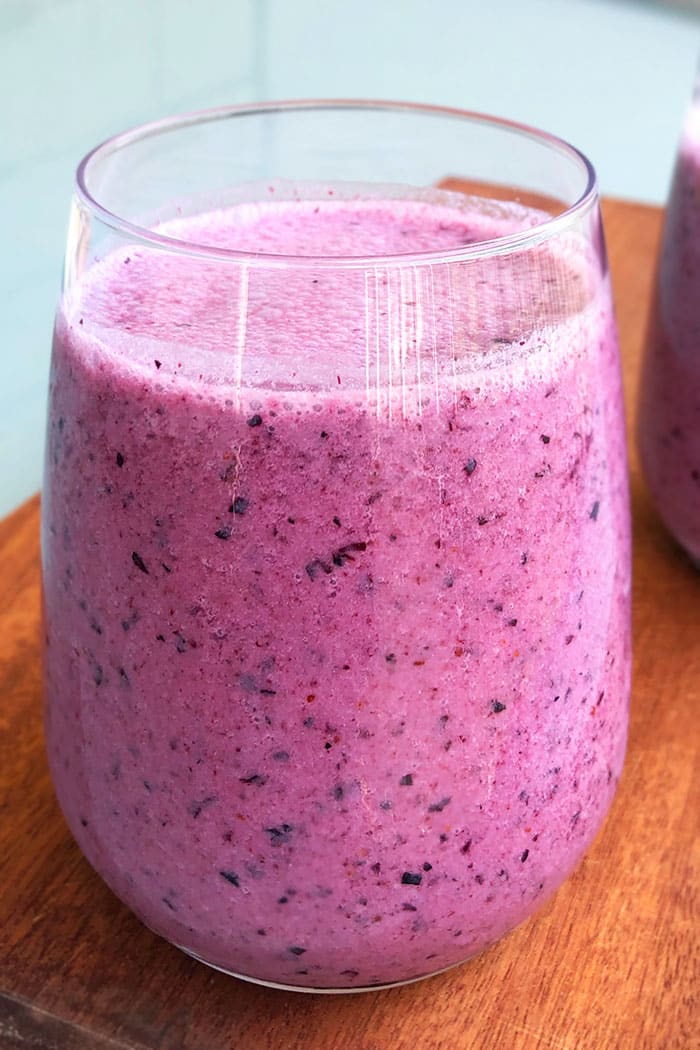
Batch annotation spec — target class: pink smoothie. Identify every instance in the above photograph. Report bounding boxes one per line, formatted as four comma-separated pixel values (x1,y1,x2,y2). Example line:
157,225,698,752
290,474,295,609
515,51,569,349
639,99,700,562
43,195,630,990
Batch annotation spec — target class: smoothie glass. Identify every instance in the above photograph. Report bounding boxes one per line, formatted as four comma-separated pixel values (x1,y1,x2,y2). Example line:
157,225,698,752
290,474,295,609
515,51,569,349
638,78,700,563
42,102,631,992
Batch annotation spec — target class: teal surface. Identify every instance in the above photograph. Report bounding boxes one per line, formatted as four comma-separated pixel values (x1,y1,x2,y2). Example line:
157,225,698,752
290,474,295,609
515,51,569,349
2,0,698,515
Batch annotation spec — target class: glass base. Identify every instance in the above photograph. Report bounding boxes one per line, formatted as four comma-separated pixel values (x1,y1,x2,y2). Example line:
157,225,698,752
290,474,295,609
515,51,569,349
176,943,469,994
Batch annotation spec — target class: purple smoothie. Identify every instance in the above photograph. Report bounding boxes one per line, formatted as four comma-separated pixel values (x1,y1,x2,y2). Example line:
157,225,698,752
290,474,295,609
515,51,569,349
43,195,630,990
639,99,700,562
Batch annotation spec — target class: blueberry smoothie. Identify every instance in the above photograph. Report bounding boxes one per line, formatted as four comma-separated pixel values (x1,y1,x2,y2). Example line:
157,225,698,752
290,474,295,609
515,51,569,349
42,194,630,990
639,97,700,562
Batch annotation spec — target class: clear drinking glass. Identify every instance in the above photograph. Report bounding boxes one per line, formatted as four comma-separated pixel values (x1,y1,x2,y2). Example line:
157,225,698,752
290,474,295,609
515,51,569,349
42,101,631,992
638,78,700,564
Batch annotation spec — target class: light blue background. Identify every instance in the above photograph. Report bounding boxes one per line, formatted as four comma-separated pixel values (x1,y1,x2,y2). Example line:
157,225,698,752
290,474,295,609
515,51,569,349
2,0,699,517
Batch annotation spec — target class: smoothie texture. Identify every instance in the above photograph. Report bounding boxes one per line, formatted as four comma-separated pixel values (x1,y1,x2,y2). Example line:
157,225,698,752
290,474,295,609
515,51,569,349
639,99,700,562
43,194,631,989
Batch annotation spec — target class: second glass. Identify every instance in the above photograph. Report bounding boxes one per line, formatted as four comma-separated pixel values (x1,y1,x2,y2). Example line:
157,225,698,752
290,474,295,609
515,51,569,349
638,80,700,564
42,102,631,991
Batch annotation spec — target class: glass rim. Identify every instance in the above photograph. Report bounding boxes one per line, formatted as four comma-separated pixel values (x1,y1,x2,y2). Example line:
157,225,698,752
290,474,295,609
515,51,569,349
75,99,599,270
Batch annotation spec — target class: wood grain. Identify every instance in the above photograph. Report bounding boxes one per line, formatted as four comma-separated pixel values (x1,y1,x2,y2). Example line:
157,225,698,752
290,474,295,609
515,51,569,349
0,200,698,1050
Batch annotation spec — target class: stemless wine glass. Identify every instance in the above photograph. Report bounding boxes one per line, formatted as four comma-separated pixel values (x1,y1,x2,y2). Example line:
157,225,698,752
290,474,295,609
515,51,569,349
638,77,700,564
42,101,631,992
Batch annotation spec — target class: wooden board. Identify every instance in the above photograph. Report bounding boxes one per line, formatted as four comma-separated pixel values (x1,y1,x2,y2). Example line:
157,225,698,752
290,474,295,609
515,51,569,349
0,199,697,1050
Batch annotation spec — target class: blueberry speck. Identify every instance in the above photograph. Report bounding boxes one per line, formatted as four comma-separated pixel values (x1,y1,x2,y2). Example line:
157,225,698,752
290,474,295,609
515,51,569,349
423,862,432,872
540,434,551,444
257,928,266,936
590,501,600,521
154,359,162,369
306,558,332,580
240,773,268,786
399,774,413,786
80,817,88,827
215,525,232,540
386,653,397,664
273,750,290,761
520,849,530,862
428,796,451,813
332,541,367,567
401,872,422,886
247,414,263,427
402,903,417,912
288,946,306,956
162,897,176,911
116,452,124,468
491,700,507,714
131,551,149,574
231,496,249,515
219,870,240,887
508,618,518,627
475,874,484,884
379,800,392,811
266,823,293,845
464,458,477,476
189,795,217,818
333,516,341,527
320,431,329,439
371,862,381,874
332,784,344,800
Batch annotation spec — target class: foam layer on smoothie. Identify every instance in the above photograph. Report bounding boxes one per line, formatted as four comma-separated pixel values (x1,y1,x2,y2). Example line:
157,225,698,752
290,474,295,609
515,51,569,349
64,197,598,400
